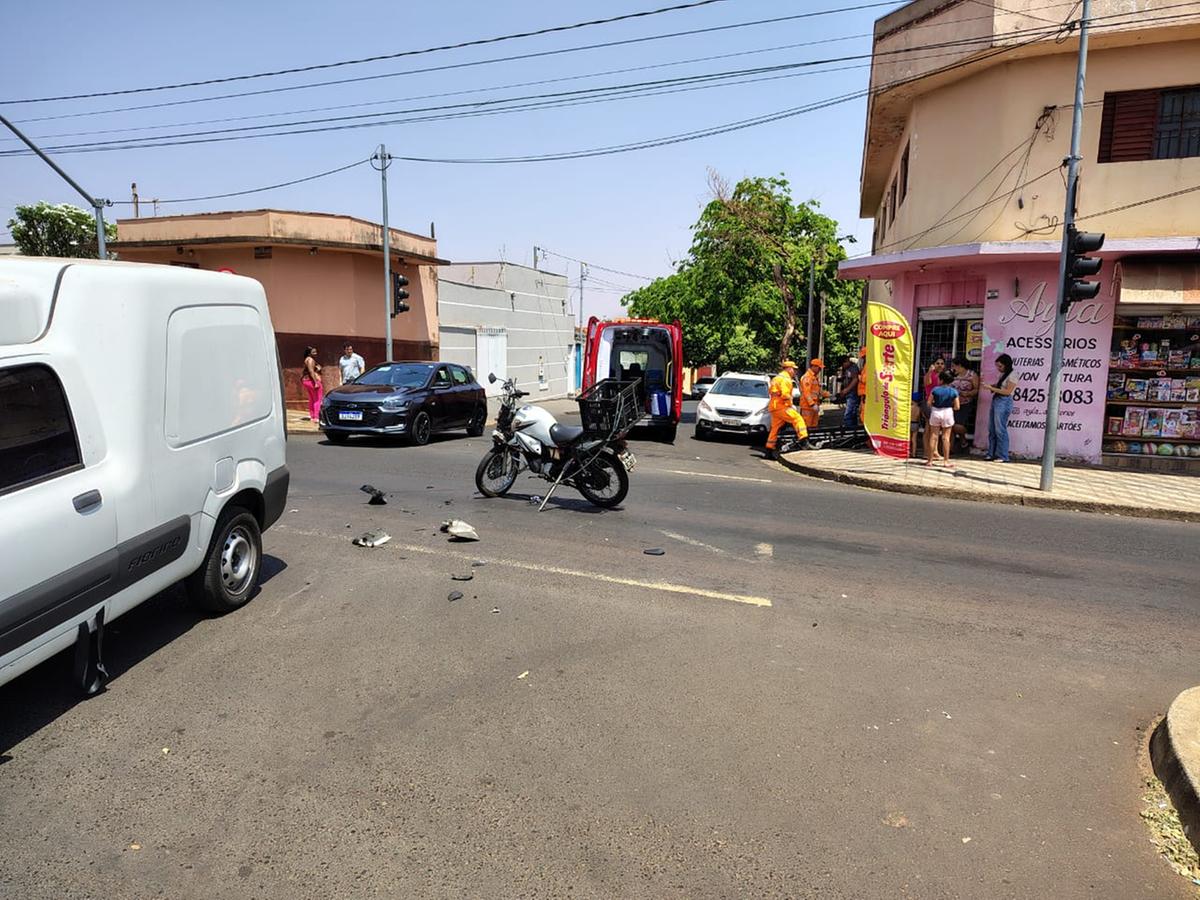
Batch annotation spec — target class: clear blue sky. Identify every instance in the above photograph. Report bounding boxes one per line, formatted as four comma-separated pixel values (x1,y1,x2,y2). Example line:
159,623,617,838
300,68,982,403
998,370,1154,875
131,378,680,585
2,0,899,317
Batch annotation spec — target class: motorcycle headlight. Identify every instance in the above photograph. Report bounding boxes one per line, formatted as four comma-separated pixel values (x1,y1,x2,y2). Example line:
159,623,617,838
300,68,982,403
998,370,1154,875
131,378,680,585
380,397,410,412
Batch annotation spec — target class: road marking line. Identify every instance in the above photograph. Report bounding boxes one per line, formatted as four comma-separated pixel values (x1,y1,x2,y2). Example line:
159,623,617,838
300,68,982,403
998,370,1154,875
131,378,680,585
755,543,774,559
659,530,726,554
392,542,771,608
660,469,773,484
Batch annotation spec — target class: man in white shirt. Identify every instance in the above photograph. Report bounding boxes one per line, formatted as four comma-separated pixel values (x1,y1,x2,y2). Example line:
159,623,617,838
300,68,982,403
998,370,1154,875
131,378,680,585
338,342,366,384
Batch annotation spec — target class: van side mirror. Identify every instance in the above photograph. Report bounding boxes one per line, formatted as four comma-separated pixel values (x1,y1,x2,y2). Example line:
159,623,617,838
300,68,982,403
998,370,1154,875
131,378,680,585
488,373,497,384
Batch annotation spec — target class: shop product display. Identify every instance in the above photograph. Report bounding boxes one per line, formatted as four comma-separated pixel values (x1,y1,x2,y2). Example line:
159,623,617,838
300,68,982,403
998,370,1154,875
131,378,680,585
1105,314,1199,464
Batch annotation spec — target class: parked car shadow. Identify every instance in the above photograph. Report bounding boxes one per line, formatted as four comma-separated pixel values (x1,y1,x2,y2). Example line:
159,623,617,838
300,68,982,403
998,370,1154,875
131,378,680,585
479,489,614,514
0,555,287,762
319,432,470,449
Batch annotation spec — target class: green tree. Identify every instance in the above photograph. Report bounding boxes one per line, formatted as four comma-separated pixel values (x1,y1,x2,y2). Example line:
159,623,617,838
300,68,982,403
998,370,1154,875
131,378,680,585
625,173,862,370
7,202,115,258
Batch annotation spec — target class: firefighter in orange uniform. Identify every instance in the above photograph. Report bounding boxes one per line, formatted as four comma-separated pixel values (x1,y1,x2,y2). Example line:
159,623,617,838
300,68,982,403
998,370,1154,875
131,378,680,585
764,360,809,459
799,358,829,429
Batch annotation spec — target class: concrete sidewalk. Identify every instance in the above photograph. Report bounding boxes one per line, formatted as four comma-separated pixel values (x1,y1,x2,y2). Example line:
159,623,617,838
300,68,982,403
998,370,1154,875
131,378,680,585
778,447,1200,522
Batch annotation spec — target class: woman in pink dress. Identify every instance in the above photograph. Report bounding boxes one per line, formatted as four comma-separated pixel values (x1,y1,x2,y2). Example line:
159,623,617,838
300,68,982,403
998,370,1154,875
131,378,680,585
302,346,324,421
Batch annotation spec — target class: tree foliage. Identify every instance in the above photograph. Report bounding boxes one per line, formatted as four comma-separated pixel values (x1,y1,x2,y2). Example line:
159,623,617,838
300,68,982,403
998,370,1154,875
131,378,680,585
7,202,115,259
625,174,862,370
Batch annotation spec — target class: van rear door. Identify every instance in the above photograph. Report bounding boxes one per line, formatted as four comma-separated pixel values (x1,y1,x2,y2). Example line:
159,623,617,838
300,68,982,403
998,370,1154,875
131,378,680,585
0,359,118,669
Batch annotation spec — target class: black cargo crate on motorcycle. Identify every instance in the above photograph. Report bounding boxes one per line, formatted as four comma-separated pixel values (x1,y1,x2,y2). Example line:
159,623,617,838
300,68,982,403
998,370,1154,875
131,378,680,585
578,379,644,438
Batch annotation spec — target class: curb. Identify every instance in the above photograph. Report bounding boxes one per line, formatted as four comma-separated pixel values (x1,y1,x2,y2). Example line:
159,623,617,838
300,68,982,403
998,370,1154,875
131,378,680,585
1150,686,1200,856
776,454,1200,524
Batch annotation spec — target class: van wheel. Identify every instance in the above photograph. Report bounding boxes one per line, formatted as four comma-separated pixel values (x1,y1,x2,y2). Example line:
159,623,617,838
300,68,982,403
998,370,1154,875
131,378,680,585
186,507,262,613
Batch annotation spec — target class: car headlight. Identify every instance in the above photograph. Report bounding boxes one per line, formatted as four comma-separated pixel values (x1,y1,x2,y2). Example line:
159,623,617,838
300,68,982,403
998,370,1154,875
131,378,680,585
698,399,713,414
380,397,410,412
753,405,768,417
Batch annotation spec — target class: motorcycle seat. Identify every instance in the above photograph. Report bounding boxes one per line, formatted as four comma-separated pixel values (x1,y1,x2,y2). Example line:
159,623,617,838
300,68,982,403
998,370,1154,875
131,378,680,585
549,423,585,446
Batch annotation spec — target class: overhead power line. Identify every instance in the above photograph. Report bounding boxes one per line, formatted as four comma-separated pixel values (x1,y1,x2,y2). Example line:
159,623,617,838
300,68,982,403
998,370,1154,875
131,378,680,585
108,158,370,206
3,17,1101,157
539,249,655,281
7,1,903,119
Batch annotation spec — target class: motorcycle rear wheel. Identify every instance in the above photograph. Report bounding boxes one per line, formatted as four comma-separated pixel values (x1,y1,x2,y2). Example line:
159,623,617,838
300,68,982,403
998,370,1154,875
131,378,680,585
475,449,520,497
574,452,629,509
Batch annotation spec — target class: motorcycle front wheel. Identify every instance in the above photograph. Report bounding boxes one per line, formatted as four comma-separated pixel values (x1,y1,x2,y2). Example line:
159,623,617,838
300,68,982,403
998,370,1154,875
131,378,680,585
475,448,520,497
574,451,629,509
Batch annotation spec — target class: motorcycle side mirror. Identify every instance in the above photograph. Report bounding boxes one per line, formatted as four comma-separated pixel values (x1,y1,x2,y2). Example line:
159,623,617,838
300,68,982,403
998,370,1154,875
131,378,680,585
488,373,497,384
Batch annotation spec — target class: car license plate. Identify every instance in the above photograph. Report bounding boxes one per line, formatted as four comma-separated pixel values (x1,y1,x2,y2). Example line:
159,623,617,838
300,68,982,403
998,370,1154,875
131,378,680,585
339,410,364,422
721,417,742,427
618,450,637,472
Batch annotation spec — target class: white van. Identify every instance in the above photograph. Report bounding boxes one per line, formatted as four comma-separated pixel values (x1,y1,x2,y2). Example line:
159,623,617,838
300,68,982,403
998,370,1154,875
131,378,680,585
0,259,289,692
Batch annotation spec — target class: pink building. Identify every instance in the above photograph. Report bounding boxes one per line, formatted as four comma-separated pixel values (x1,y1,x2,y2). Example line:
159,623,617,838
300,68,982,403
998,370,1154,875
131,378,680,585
113,209,448,406
841,0,1200,470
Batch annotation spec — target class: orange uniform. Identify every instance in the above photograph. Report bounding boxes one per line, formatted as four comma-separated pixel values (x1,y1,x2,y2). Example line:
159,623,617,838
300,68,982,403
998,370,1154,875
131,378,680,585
857,347,867,422
799,366,827,429
766,367,808,450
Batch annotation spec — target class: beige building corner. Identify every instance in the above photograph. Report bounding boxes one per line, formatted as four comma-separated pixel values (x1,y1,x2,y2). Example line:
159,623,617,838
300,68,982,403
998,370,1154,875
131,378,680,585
113,209,448,406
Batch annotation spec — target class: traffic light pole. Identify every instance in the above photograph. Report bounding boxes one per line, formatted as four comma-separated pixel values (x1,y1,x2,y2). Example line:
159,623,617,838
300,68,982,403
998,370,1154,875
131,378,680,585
375,143,394,363
1039,0,1091,492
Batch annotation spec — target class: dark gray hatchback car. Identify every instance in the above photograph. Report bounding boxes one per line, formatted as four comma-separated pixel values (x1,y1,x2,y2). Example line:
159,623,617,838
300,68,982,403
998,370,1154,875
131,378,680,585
319,361,487,445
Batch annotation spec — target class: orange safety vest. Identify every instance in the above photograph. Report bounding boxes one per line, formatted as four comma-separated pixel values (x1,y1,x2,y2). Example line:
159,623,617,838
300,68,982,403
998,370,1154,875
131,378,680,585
799,370,823,409
768,371,795,413
857,354,867,397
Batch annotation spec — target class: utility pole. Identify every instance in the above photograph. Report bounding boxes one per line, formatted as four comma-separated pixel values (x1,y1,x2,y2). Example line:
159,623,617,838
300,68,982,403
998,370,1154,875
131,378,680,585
533,245,540,269
1040,0,1091,492
131,183,139,218
0,112,110,258
373,144,394,362
806,255,817,363
579,261,587,327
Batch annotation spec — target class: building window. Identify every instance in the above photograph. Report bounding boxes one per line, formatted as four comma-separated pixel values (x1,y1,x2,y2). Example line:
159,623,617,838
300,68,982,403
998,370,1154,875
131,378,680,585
899,142,910,205
887,182,897,226
1099,85,1200,162
1156,88,1200,159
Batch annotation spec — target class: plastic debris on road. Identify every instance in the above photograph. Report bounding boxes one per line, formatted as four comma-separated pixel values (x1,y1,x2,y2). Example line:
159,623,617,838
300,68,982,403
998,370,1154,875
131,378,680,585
448,591,463,602
529,496,543,506
490,606,501,614
643,548,665,556
353,529,392,548
517,671,529,680
471,560,487,567
360,484,387,505
440,520,480,541
451,573,474,581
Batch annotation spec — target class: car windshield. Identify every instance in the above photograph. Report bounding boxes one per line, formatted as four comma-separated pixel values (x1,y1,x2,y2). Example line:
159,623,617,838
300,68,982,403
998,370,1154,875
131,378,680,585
710,377,768,398
354,364,431,388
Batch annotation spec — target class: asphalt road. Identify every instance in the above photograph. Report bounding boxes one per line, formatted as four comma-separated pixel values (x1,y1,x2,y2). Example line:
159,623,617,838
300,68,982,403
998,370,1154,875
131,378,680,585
2,402,1197,899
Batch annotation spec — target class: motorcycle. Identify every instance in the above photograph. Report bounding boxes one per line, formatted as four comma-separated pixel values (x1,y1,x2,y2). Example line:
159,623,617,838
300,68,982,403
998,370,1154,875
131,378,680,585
474,375,637,511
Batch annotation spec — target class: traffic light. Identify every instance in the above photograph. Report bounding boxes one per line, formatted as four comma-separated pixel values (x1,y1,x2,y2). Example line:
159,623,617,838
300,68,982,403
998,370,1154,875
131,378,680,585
391,272,410,317
1061,225,1105,312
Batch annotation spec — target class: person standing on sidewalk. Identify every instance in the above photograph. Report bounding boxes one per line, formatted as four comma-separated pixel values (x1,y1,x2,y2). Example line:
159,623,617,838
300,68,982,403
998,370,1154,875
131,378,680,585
836,356,861,427
799,359,828,430
980,353,1017,462
950,356,980,452
926,369,959,468
338,342,366,384
302,346,324,422
764,360,809,459
856,346,867,424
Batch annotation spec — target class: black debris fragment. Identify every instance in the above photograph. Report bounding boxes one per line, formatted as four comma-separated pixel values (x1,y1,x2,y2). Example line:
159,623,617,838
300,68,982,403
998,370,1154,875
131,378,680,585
470,560,486,568
643,548,665,556
451,574,474,582
360,484,387,505
448,591,463,602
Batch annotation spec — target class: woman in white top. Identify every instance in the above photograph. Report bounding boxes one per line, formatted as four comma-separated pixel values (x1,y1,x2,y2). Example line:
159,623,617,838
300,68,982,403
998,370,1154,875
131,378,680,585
980,353,1017,462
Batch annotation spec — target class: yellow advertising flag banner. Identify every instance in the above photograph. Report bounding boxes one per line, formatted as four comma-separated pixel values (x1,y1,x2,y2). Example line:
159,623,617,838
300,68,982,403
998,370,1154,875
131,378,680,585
863,302,914,459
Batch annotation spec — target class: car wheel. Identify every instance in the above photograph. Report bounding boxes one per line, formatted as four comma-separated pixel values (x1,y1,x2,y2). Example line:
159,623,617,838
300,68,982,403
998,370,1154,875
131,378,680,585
325,431,348,444
466,405,487,437
693,424,707,440
186,506,262,613
410,410,432,446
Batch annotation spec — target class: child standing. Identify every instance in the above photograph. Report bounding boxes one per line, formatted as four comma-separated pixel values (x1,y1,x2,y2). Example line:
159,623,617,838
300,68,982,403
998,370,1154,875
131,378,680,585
926,369,959,468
